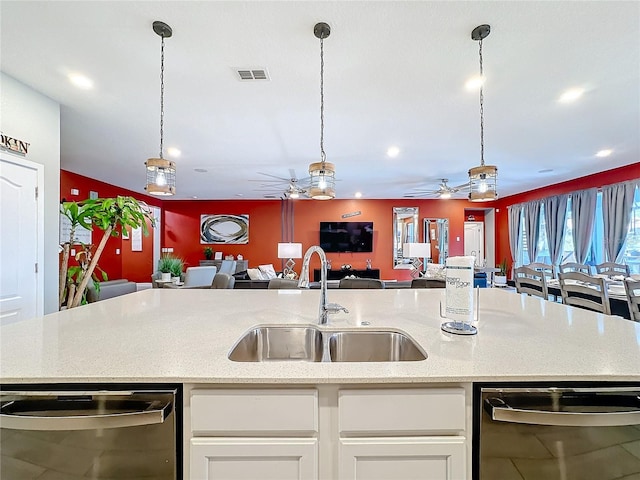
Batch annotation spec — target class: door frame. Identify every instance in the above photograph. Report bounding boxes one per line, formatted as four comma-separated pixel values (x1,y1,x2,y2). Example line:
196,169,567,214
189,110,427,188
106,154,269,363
0,153,45,317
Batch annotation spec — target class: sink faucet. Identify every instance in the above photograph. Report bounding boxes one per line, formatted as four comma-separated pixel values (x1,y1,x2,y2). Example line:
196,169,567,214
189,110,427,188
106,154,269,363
298,245,348,324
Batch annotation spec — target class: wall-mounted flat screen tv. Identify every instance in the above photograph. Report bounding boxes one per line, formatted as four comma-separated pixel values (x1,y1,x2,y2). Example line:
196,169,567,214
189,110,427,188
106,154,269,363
319,221,374,253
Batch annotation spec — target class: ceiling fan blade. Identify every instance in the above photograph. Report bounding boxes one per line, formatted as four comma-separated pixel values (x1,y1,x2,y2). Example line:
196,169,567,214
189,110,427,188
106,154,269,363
256,172,290,182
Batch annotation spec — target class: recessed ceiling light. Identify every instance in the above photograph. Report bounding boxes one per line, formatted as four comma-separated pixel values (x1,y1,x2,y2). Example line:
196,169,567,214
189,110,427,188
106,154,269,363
167,147,181,157
595,149,613,158
387,146,400,158
194,168,208,173
465,74,485,91
558,87,585,103
192,196,198,199
235,193,244,197
68,73,93,90
538,168,554,173
354,192,362,198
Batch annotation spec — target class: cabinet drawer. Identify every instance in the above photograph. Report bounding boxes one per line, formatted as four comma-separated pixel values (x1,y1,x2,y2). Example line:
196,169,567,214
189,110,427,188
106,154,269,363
191,389,318,435
339,388,465,435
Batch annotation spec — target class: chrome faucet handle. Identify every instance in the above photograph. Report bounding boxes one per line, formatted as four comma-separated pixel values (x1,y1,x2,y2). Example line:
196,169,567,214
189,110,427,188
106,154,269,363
325,303,349,315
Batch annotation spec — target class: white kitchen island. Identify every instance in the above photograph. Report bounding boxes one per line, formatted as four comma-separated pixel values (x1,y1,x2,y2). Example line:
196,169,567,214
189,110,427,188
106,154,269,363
2,288,639,479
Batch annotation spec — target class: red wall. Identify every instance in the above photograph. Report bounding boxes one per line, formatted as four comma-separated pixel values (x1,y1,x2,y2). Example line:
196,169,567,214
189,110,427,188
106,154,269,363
60,170,161,282
494,162,640,272
162,198,480,280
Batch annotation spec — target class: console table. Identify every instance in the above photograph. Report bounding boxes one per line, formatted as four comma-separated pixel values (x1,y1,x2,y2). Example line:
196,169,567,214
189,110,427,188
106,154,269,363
313,268,380,282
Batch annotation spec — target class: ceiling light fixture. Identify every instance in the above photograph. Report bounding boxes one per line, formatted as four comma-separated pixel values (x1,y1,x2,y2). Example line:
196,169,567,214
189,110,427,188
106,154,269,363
68,73,93,90
595,149,613,158
145,21,176,196
308,22,336,200
558,87,585,103
387,146,400,158
468,24,498,202
355,192,363,198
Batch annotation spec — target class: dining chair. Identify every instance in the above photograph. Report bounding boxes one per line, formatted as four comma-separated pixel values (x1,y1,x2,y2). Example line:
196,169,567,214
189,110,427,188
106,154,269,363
268,278,300,289
624,279,640,322
595,262,631,277
514,266,548,300
558,272,611,315
211,272,235,289
558,262,591,275
339,278,385,289
526,262,557,280
411,278,445,288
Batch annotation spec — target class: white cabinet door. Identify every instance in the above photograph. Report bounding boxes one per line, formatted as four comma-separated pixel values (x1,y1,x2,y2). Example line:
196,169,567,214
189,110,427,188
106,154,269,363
339,437,465,480
190,437,318,480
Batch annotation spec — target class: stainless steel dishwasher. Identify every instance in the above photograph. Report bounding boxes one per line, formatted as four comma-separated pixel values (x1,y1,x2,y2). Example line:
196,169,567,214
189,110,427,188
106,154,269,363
0,386,180,479
475,385,640,480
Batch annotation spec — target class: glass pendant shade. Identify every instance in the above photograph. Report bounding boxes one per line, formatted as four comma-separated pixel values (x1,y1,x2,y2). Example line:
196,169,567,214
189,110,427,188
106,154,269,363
468,164,498,202
145,157,176,196
308,161,336,200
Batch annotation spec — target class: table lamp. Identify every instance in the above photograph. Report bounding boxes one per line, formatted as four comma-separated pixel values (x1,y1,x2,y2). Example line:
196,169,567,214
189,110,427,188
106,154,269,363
277,243,303,279
403,243,431,278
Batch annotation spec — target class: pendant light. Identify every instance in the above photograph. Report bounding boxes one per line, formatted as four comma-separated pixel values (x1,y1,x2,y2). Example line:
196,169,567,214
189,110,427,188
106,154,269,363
468,24,498,202
145,21,176,196
308,22,336,200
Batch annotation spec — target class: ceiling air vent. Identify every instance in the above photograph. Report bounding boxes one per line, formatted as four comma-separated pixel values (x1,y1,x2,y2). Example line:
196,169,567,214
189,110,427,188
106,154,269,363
236,68,270,81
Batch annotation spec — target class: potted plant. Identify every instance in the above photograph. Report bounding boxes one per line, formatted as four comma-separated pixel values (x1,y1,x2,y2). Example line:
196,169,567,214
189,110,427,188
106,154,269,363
59,196,155,309
158,255,184,282
204,247,214,260
494,258,508,286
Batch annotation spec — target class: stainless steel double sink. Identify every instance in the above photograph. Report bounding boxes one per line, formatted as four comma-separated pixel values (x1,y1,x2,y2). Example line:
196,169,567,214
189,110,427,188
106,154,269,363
228,325,427,362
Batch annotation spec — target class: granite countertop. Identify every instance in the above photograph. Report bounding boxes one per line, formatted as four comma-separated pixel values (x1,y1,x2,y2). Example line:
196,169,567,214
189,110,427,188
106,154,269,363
1,288,639,384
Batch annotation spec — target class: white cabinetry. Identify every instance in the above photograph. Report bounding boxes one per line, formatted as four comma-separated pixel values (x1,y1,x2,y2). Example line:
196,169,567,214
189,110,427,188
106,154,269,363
338,388,466,480
189,389,319,480
188,386,467,480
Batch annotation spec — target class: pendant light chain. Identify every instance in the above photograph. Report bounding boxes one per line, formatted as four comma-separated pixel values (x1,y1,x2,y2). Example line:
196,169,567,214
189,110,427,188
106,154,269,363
159,34,165,159
478,37,484,167
319,35,326,164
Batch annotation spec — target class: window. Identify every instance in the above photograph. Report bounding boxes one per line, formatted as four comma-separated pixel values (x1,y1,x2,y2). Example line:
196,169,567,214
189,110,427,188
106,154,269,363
515,184,639,272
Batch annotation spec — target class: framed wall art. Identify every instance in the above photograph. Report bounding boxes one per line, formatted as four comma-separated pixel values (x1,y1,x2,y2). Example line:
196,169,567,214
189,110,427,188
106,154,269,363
200,214,249,244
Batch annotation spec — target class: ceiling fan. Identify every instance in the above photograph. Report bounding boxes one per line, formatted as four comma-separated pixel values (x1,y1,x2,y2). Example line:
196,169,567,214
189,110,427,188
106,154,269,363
250,169,309,199
403,179,469,199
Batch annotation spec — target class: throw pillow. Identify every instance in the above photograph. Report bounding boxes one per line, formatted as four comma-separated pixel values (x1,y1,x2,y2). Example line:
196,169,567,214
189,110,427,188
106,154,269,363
258,264,277,280
246,268,264,281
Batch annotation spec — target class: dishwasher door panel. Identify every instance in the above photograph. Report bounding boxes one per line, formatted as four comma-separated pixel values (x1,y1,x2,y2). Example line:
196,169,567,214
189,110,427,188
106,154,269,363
0,389,177,480
477,386,640,480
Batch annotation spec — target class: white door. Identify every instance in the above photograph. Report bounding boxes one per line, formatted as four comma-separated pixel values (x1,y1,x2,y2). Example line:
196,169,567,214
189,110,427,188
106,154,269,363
464,222,484,266
190,438,318,480
339,437,465,480
0,156,43,323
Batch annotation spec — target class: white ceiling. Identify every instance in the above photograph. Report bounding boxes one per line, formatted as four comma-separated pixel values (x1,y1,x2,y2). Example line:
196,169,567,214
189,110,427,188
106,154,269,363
2,1,638,200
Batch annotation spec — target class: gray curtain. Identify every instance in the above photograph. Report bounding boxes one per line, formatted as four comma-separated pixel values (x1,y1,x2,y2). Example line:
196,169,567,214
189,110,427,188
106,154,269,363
507,205,522,268
542,194,569,266
602,181,636,262
523,201,542,263
571,188,597,264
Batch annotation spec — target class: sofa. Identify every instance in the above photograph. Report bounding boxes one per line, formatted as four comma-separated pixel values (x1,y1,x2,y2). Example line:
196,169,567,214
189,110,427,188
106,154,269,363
86,279,137,303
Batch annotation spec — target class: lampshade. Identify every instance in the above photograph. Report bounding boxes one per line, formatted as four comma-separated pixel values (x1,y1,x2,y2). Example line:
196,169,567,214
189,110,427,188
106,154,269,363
403,243,431,258
468,164,498,202
145,158,176,195
277,242,303,259
308,161,336,200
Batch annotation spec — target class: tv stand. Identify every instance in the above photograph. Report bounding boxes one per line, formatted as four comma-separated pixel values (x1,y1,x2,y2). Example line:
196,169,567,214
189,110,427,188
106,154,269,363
313,268,380,282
